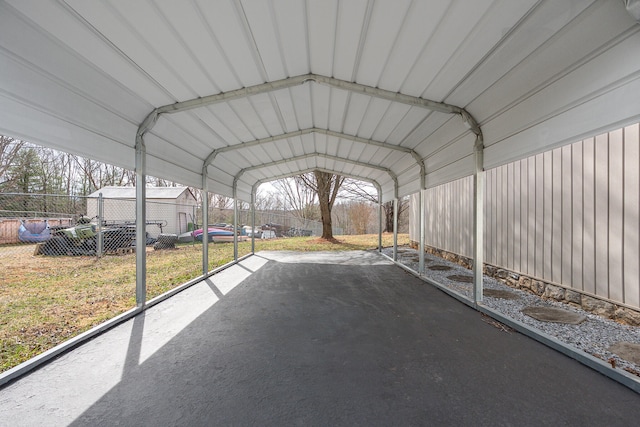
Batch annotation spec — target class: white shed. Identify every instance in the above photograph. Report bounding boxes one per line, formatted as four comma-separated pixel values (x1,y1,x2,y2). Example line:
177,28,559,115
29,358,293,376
87,187,197,237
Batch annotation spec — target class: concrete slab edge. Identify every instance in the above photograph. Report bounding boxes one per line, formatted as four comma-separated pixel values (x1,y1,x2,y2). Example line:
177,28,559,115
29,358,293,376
382,253,640,395
0,252,255,389
0,306,142,389
387,254,472,305
475,304,640,394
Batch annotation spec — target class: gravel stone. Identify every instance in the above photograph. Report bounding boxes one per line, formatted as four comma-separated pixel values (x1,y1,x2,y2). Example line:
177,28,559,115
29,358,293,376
484,289,520,300
382,246,640,377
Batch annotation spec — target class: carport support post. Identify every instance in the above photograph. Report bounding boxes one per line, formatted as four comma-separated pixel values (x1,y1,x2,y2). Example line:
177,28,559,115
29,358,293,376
377,190,382,252
97,193,103,258
393,198,398,261
135,141,146,308
202,189,209,275
473,142,484,304
419,188,425,275
233,195,238,261
251,191,256,254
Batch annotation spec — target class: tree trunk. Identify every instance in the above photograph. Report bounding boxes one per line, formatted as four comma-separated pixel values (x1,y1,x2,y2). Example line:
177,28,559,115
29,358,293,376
314,170,344,240
384,201,394,233
319,197,333,239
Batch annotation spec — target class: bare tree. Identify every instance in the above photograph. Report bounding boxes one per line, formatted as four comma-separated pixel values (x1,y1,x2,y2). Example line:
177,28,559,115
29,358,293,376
298,171,345,239
339,178,409,232
271,176,319,221
348,201,375,234
0,135,26,188
254,188,277,211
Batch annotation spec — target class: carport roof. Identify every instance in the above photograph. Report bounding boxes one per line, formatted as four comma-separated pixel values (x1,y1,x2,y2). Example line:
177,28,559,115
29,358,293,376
1,0,639,202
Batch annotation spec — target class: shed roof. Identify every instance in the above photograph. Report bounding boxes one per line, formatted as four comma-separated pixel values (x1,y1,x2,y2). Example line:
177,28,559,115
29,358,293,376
88,186,195,201
1,0,639,202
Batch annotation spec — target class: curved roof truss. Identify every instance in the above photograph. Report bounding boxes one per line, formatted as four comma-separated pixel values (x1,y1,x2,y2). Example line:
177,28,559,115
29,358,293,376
234,152,397,201
138,73,480,138
136,73,481,202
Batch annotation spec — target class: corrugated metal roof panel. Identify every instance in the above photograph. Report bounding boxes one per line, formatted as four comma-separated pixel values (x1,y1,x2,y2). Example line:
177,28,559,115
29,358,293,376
1,0,638,204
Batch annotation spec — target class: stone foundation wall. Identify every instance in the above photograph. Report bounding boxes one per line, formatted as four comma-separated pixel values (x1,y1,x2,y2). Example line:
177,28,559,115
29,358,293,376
410,241,640,326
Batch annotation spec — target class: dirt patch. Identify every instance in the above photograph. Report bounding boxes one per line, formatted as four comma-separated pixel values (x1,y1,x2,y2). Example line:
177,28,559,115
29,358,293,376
308,237,343,245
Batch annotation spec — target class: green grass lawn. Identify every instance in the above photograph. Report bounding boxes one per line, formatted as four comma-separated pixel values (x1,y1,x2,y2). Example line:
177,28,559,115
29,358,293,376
0,234,409,373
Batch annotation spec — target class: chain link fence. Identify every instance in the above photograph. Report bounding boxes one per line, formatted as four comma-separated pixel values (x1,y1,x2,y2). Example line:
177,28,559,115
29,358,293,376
1,193,343,257
205,207,343,238
0,192,200,256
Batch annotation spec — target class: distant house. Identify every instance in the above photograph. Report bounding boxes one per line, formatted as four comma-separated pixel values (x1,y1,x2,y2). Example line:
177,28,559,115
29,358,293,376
87,187,198,237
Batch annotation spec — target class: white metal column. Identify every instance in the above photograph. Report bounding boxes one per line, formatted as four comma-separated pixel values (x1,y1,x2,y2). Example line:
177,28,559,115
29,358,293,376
251,191,256,254
202,189,208,275
378,190,382,252
393,198,398,261
473,141,485,304
233,194,238,261
97,193,103,258
418,189,425,275
135,141,146,308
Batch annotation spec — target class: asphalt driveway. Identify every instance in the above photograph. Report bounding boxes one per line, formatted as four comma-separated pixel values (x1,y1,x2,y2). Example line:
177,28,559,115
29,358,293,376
1,251,639,426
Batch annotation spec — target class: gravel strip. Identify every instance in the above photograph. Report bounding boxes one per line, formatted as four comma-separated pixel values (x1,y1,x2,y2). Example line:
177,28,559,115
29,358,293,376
382,246,640,376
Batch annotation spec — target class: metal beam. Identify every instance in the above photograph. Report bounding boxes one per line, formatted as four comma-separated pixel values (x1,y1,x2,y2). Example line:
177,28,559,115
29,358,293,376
201,127,425,185
234,153,397,192
419,189,425,275
136,74,480,139
209,127,420,157
134,135,146,307
473,135,485,305
233,190,238,261
201,177,209,275
393,197,398,261
250,191,256,254
378,189,383,252
310,74,463,116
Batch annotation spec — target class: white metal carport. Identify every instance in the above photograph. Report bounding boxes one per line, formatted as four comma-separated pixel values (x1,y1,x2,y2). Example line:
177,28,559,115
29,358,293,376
1,0,639,382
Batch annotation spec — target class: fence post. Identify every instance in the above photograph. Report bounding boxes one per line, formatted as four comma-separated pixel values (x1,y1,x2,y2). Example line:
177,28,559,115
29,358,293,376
97,193,103,257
